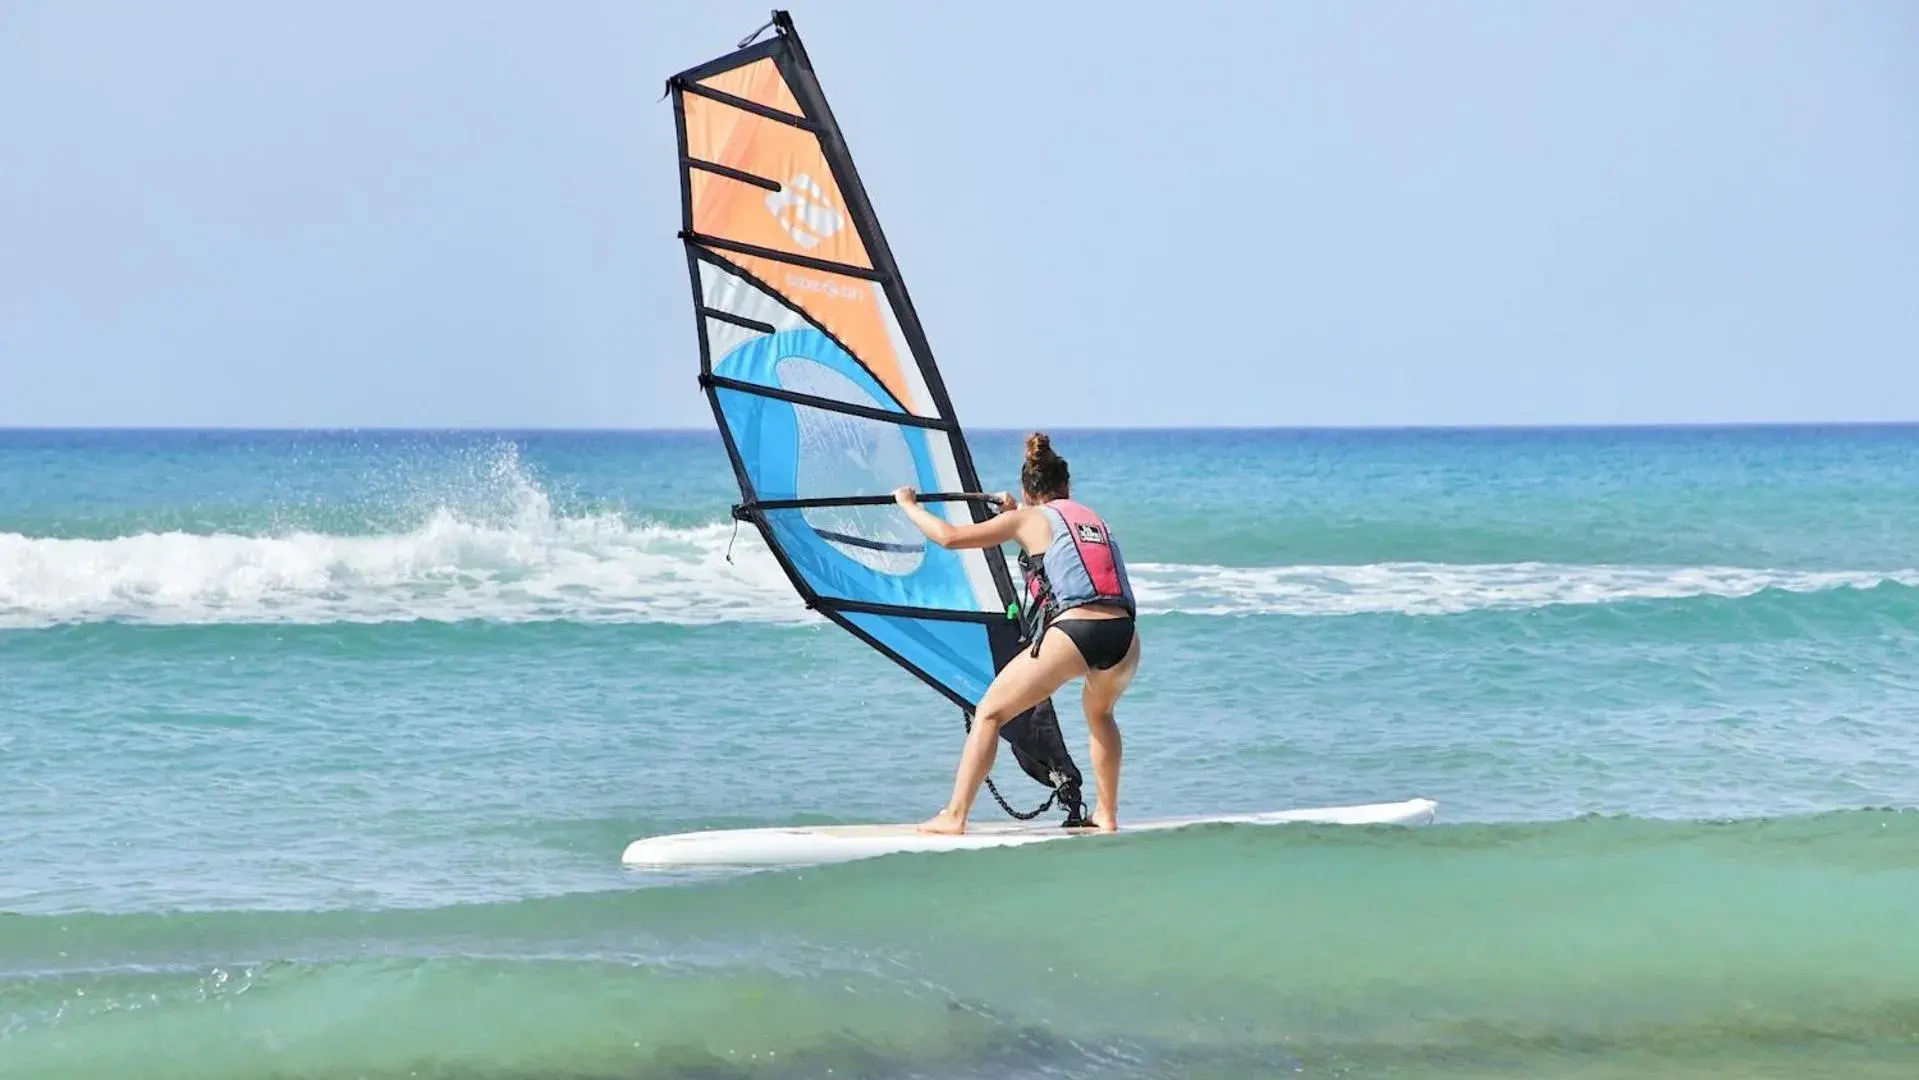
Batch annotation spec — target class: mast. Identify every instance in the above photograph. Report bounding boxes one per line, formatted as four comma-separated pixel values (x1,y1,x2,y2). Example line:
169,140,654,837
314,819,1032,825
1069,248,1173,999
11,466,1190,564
666,10,1086,823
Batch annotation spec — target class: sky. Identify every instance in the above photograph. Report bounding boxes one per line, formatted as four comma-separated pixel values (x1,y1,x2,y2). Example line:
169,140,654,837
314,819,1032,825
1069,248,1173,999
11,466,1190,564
0,1,1913,429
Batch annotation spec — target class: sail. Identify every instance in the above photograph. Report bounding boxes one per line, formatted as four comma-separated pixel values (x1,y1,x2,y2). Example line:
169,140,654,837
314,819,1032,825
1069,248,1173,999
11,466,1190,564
666,11,1086,821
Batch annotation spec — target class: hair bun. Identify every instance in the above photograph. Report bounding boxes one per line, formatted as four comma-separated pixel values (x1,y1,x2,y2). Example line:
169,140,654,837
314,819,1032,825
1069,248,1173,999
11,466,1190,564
1019,431,1070,500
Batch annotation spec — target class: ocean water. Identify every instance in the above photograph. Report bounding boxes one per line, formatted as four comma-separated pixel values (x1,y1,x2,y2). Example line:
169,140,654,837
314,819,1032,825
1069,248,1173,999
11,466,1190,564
4,426,1918,1079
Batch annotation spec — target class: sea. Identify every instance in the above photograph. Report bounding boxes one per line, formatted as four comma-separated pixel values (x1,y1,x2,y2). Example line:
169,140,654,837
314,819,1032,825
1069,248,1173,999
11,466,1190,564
4,425,1917,1079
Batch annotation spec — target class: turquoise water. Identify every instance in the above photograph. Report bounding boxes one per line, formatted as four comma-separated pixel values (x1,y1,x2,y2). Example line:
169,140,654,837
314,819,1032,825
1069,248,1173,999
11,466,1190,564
5,427,1918,1078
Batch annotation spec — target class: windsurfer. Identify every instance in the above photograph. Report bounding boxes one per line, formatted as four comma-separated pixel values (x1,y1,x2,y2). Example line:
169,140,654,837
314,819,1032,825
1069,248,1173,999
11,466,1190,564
892,432,1141,835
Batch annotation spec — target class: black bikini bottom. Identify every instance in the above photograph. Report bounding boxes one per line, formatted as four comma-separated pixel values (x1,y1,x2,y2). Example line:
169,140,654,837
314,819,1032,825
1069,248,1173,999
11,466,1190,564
1052,617,1136,671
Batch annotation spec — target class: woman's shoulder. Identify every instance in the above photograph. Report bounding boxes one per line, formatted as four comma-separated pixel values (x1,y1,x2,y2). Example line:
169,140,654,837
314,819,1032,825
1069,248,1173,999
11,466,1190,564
1014,503,1057,541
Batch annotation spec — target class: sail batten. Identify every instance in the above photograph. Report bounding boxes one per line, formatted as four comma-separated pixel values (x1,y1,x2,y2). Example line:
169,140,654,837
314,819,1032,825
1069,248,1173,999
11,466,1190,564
743,493,993,512
687,233,885,281
684,158,784,193
668,10,1087,824
678,83,812,130
698,308,777,334
701,375,954,431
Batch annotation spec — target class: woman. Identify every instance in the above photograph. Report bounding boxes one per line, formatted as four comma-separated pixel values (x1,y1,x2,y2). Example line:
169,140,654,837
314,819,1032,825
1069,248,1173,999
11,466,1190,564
893,432,1141,835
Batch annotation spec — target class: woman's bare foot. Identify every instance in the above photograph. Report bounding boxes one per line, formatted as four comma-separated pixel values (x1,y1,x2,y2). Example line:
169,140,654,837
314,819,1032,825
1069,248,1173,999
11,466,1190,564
1091,814,1118,833
918,808,966,835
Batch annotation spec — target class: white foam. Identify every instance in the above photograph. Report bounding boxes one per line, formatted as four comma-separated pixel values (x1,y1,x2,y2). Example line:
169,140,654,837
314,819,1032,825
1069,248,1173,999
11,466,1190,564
0,503,807,630
4,521,1912,628
4,453,1913,629
1126,561,1919,618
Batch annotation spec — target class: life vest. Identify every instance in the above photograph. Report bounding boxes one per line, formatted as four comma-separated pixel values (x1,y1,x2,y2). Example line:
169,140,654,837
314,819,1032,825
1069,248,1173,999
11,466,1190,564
1017,499,1135,651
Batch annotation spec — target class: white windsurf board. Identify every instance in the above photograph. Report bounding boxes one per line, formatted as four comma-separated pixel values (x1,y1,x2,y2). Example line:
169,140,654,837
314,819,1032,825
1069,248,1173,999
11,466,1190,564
621,797,1437,868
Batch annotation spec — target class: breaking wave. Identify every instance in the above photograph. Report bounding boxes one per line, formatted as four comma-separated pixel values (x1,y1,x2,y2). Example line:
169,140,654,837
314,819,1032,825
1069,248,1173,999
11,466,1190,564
1125,560,1919,618
4,452,1913,628
4,513,1913,629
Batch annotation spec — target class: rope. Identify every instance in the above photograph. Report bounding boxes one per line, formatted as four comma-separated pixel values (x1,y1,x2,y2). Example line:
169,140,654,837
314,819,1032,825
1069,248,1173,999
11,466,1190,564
986,775,1057,821
963,710,1074,822
735,15,777,49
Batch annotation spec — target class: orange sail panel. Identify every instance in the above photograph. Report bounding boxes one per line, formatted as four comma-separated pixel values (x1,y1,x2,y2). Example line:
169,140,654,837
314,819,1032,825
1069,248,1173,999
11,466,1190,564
695,57,805,118
682,95,872,270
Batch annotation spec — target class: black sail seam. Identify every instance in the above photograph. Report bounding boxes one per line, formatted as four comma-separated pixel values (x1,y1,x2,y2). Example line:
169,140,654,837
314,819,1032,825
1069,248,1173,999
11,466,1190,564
683,157,783,192
818,597,1000,624
699,308,777,334
675,79,817,131
683,232,886,282
744,493,994,512
702,375,953,431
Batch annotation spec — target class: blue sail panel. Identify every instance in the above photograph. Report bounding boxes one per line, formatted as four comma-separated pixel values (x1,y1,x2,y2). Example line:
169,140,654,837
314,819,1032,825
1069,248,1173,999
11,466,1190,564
756,509,976,613
711,327,1001,628
841,612,997,705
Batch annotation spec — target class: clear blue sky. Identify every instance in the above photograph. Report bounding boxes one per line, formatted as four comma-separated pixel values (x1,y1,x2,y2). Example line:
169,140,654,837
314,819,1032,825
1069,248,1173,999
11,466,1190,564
1,1,1912,428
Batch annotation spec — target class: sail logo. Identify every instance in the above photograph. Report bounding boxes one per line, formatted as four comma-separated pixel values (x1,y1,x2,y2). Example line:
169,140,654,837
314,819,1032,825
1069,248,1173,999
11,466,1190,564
783,271,863,302
764,172,844,251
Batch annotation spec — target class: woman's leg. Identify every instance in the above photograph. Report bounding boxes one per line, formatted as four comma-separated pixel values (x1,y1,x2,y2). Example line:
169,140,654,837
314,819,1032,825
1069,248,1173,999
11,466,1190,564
918,626,1090,835
1079,627,1140,831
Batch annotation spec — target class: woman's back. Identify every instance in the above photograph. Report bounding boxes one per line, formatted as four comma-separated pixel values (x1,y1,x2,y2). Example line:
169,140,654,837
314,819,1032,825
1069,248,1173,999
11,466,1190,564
1021,497,1136,620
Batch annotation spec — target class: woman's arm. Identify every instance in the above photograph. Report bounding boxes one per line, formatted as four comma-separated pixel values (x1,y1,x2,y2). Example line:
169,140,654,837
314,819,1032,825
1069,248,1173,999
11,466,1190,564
892,487,1023,550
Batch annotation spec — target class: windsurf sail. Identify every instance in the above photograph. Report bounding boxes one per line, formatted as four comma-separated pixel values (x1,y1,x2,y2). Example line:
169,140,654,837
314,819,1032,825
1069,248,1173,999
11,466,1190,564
666,10,1087,823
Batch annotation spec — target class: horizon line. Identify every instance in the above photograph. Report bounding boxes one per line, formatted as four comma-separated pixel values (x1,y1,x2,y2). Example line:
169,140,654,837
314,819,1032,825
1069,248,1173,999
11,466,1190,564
2,420,1916,435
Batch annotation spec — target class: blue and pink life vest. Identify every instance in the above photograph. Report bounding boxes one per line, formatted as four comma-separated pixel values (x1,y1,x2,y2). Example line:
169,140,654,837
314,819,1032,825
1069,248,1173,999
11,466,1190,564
1017,499,1135,647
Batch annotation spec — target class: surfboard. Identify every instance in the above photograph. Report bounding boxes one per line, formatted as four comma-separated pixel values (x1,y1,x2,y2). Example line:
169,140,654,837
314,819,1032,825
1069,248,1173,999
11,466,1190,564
623,798,1439,868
